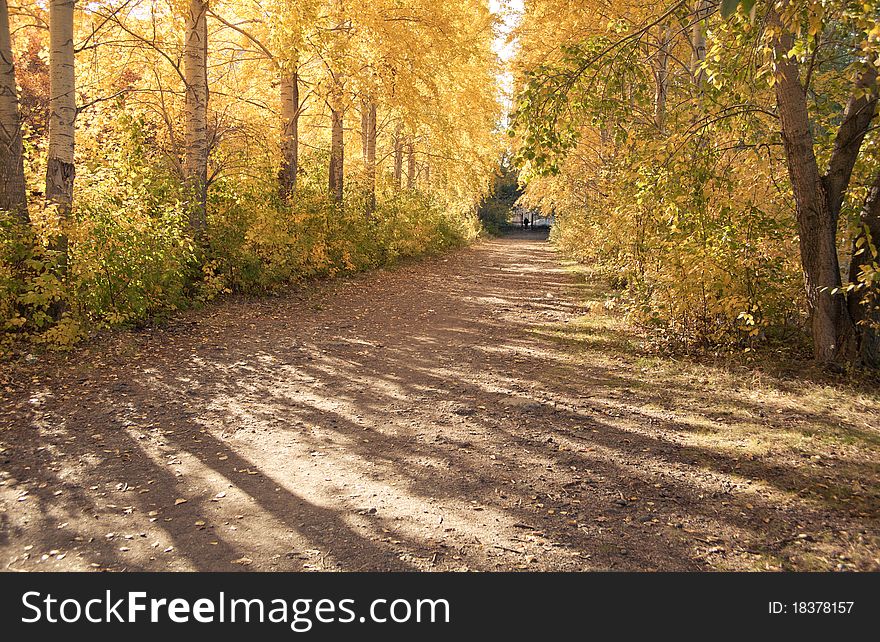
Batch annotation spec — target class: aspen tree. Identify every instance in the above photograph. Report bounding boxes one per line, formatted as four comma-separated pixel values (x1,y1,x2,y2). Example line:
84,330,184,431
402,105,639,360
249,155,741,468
0,0,27,223
406,137,416,190
184,0,209,237
329,80,344,203
361,98,377,215
279,66,300,199
46,0,76,260
393,123,403,189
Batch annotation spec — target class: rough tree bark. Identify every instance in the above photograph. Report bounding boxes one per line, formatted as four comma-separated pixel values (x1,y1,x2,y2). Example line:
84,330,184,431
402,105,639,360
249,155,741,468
848,172,880,368
46,0,76,256
772,14,879,365
774,37,850,362
184,0,209,238
278,67,299,199
0,0,28,223
328,80,344,204
835,67,879,366
361,99,376,215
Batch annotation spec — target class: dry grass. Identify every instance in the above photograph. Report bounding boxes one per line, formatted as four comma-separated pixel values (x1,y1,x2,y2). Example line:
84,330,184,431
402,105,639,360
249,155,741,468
527,260,880,571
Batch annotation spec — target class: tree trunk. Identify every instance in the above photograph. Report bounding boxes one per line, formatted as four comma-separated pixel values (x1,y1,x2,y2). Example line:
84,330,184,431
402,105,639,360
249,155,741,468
361,99,376,215
328,82,344,204
360,102,368,161
406,137,416,190
773,29,854,363
0,0,28,223
653,22,671,133
278,68,299,200
690,1,708,92
184,0,209,238
848,172,880,368
393,124,403,190
46,0,76,259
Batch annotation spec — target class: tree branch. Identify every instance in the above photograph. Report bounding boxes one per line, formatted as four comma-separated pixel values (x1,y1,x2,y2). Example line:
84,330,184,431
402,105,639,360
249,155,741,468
823,66,879,223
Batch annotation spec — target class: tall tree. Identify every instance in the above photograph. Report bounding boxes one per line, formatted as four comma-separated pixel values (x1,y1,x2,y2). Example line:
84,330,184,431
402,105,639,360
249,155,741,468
361,98,377,214
769,3,878,365
279,65,300,199
184,0,209,238
325,0,348,205
209,4,301,201
0,0,28,223
328,76,344,203
393,123,403,189
406,136,416,190
690,1,708,91
46,0,76,255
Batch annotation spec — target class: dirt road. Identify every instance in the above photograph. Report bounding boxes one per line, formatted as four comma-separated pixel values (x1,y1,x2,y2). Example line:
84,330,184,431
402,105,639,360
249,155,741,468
1,233,878,571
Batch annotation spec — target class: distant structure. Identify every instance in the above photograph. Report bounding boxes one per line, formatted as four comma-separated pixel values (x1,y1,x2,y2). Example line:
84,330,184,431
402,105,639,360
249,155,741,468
511,204,554,229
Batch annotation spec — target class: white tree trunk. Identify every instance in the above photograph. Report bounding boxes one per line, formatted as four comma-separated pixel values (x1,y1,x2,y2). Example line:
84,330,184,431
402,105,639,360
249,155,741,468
46,0,76,228
361,99,377,215
690,1,708,92
184,0,209,237
393,123,403,189
406,137,416,190
329,81,344,203
0,0,28,222
279,68,299,199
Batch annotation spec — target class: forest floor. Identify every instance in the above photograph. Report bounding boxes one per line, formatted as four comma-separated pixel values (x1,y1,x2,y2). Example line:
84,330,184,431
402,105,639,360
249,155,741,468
1,232,879,571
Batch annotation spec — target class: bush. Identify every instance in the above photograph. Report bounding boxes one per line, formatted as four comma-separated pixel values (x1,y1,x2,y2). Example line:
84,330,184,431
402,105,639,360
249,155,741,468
1,169,480,353
537,145,804,349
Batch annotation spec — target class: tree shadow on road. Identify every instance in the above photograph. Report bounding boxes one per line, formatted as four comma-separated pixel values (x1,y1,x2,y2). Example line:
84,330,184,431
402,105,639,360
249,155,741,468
2,235,878,571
